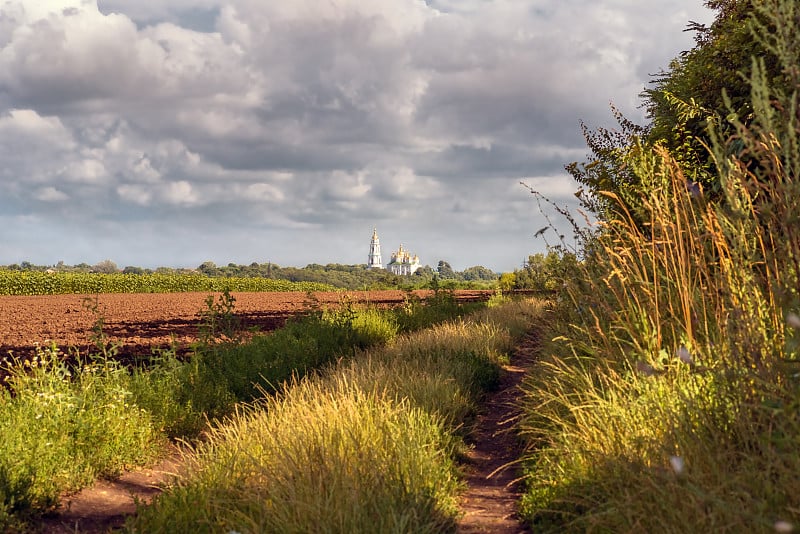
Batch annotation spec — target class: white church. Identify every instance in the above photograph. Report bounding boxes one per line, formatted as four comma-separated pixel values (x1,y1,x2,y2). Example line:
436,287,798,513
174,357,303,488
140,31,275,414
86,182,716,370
367,228,421,275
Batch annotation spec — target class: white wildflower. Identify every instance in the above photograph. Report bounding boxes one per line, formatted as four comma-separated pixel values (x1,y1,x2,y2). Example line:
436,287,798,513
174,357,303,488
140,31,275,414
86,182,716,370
787,313,800,330
677,346,693,364
669,455,685,476
774,520,794,533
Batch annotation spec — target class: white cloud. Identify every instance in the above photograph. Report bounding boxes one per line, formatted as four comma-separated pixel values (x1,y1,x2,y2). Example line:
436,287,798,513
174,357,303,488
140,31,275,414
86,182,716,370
34,186,69,202
62,158,108,184
161,180,199,206
0,0,713,271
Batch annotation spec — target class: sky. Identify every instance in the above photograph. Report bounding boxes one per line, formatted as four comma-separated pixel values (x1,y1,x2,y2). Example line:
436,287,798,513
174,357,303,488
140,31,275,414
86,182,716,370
0,0,713,272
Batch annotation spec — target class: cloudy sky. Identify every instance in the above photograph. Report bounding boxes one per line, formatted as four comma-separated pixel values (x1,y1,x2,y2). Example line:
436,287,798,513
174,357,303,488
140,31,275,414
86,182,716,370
0,0,712,272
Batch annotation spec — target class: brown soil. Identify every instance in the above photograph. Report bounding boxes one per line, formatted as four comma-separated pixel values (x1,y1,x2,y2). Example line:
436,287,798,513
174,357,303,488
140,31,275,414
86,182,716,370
457,331,539,534
38,448,184,534
0,289,492,363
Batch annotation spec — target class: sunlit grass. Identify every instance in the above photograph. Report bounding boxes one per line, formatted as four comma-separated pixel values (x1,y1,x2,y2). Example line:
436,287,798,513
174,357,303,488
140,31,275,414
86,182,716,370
518,6,800,530
126,298,543,533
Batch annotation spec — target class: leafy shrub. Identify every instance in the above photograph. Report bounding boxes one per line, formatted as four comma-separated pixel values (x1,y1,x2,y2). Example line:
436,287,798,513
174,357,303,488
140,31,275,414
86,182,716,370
0,345,160,529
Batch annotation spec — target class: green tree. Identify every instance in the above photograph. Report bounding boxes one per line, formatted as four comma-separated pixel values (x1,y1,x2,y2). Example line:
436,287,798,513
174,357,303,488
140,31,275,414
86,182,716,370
461,265,497,281
437,260,455,279
93,259,119,274
198,261,219,276
498,272,516,292
569,0,784,224
514,252,578,292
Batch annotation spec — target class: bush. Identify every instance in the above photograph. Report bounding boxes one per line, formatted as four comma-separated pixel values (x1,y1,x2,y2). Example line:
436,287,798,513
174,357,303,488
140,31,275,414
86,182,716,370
0,346,160,528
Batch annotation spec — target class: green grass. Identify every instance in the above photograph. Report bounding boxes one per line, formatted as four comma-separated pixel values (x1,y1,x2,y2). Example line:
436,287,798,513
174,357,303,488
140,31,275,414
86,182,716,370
129,290,477,439
125,298,543,533
0,288,489,531
0,346,162,529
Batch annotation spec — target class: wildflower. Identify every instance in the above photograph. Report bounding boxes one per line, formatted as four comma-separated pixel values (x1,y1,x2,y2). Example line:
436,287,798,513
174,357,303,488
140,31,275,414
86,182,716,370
669,455,685,476
787,313,800,330
677,346,693,365
774,520,794,533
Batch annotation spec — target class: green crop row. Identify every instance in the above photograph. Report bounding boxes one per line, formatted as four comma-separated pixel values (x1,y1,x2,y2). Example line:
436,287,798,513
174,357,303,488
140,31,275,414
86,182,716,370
0,271,334,296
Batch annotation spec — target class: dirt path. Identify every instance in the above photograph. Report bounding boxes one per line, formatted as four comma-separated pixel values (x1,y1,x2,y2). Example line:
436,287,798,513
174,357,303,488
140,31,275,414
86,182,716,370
457,331,539,533
38,448,183,533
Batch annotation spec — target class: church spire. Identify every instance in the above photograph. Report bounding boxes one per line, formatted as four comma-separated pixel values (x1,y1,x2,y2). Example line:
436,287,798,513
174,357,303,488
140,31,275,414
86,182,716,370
367,227,383,269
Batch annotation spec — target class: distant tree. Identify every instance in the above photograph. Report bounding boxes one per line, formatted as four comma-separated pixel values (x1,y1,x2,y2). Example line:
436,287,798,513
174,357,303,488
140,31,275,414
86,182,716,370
93,259,118,274
514,251,578,292
461,265,496,281
413,265,436,278
498,272,516,292
437,260,455,279
198,261,219,276
122,266,145,275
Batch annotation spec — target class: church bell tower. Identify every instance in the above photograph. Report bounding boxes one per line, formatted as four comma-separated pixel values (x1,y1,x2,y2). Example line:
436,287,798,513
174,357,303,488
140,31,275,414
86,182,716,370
367,228,383,269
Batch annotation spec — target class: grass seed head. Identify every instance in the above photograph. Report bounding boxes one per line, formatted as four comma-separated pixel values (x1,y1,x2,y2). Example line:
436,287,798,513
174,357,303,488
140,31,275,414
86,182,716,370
669,455,685,476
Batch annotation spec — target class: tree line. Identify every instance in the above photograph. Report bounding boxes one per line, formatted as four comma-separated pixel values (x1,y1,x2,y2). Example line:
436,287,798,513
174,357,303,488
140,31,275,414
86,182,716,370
0,259,500,290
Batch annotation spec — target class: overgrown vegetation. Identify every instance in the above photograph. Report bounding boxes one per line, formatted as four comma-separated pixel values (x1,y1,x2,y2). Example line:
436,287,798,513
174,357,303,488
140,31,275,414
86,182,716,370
125,298,543,533
0,346,162,530
519,0,800,531
0,287,492,530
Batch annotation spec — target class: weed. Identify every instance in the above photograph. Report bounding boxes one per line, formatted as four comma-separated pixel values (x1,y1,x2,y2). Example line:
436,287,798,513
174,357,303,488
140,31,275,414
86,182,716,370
197,289,240,343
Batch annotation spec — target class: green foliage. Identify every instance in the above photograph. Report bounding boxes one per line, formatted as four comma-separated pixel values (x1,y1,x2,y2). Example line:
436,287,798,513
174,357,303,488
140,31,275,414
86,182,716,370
512,251,579,293
0,271,333,295
129,288,479,440
0,262,500,292
0,278,488,528
568,0,787,225
519,3,800,530
498,272,516,292
437,260,456,279
197,289,240,343
0,345,161,529
126,299,543,534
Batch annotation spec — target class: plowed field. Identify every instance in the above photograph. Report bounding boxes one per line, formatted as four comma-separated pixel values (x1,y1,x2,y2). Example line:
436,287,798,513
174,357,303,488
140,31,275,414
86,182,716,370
0,290,493,361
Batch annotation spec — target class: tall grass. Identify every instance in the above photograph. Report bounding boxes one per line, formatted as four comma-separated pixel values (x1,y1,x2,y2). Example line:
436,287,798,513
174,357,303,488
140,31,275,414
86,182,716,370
0,289,483,530
125,299,543,533
2,289,488,530
519,2,800,531
0,346,161,530
129,290,475,438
